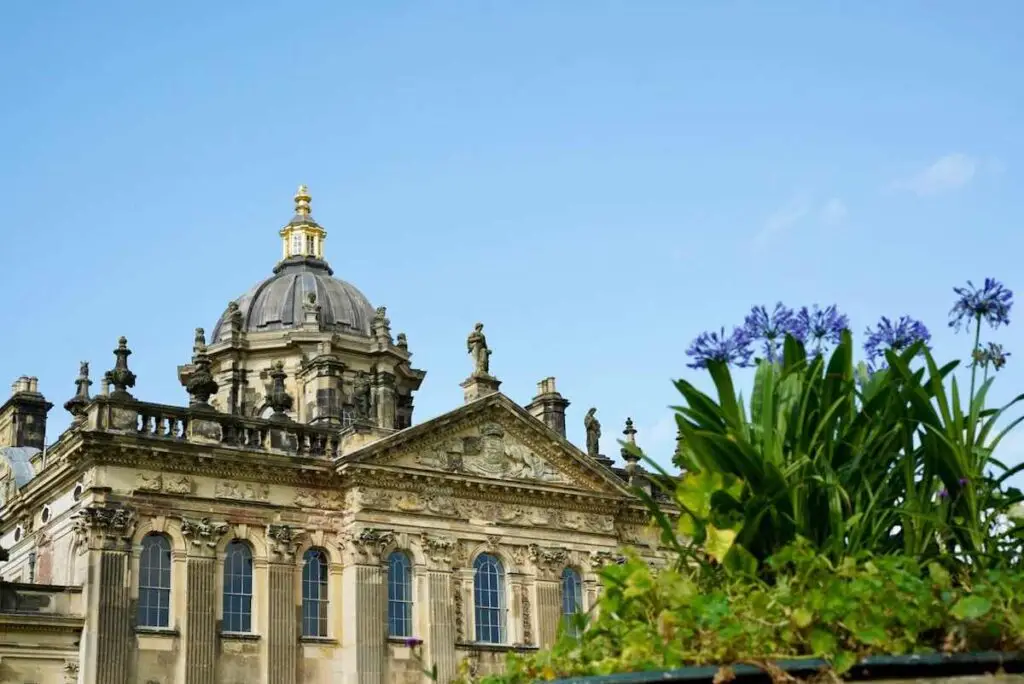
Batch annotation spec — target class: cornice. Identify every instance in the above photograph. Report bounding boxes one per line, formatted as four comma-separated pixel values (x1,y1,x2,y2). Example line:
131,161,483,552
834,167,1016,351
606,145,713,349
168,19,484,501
0,613,84,633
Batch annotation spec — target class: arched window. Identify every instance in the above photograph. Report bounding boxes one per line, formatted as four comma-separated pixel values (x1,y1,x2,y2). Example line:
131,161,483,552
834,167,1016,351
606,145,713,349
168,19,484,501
473,554,505,643
387,551,413,637
223,541,253,633
137,534,172,628
302,548,329,637
561,567,583,636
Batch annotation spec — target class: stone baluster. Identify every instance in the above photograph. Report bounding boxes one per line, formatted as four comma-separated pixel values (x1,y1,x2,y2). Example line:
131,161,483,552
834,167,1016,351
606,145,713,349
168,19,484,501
73,504,137,684
179,516,230,684
267,525,302,684
339,529,393,684
421,534,458,682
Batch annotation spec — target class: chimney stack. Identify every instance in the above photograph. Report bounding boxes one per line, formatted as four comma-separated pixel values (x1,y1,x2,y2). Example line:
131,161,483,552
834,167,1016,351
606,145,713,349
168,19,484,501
0,376,53,450
526,377,570,437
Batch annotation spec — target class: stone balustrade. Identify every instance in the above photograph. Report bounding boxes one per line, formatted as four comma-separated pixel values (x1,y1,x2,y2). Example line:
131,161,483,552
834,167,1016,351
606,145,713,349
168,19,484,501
83,397,343,458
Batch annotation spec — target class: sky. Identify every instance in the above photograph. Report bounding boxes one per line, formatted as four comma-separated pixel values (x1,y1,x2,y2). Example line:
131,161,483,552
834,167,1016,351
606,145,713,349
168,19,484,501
1,2,1023,471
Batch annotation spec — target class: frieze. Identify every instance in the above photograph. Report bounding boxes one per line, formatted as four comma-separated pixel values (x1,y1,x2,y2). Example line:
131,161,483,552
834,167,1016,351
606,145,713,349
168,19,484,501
357,486,617,534
73,504,135,550
294,488,345,510
180,516,229,550
267,524,302,560
134,472,194,495
215,480,270,502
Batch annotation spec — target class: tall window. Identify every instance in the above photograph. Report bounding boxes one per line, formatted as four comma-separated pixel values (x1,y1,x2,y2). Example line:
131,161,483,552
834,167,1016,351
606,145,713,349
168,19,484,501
561,567,583,637
302,548,329,637
137,534,171,628
387,551,413,637
223,541,253,633
291,233,302,256
473,554,505,643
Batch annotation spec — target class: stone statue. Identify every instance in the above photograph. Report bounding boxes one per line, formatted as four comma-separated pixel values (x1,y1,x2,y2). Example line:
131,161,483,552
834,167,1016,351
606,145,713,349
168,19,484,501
584,407,601,458
352,371,372,421
467,323,492,377
79,361,89,378
193,328,206,354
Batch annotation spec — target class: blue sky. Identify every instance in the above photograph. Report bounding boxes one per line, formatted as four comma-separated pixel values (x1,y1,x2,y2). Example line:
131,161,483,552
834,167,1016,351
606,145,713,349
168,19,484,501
1,2,1022,469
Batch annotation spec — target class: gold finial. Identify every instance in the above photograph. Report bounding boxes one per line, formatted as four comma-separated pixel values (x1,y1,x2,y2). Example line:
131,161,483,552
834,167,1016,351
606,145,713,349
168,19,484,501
294,184,311,216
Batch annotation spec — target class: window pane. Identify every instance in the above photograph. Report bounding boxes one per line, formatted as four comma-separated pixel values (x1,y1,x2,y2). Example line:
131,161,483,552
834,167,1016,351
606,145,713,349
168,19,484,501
137,535,172,628
387,552,413,637
223,541,253,633
561,568,583,637
301,549,329,637
473,554,505,643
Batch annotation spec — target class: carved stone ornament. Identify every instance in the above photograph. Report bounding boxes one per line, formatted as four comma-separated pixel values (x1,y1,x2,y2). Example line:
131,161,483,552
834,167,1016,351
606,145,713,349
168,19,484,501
420,533,457,569
451,574,465,641
415,422,572,485
63,660,80,684
267,524,303,560
180,517,229,549
589,550,627,570
215,480,270,502
163,475,194,494
521,585,533,644
529,544,570,579
73,505,136,550
348,528,395,564
294,488,345,510
107,336,137,400
135,472,194,495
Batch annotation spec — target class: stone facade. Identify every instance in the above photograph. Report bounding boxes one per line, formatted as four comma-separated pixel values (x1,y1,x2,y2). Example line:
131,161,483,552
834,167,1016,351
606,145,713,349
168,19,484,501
0,187,668,684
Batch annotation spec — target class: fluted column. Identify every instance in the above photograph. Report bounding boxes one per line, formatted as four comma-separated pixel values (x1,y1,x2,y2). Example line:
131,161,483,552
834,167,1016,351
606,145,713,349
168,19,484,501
74,504,136,684
267,525,302,684
179,517,230,684
530,544,571,647
421,534,458,682
339,529,393,684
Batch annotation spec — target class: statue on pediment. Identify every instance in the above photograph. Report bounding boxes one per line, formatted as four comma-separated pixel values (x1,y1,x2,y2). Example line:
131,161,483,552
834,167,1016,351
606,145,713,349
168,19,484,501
467,323,492,378
584,407,601,458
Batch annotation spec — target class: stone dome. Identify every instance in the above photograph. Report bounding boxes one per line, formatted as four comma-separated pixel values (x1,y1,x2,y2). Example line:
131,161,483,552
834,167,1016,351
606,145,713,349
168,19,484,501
211,256,375,341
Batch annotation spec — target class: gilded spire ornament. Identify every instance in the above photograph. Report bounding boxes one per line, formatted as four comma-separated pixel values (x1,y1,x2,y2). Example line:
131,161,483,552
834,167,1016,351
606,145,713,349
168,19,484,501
294,184,312,216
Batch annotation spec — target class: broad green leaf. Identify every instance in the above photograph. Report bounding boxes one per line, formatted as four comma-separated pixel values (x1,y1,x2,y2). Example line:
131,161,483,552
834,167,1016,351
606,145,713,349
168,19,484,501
951,595,992,620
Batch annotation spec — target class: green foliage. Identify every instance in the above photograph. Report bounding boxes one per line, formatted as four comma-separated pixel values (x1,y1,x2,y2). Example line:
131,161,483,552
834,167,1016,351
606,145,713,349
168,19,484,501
669,331,1024,570
468,540,1024,683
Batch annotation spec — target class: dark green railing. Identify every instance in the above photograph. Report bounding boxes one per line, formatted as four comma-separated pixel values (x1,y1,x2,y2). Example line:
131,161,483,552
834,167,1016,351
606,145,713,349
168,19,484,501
551,651,1024,683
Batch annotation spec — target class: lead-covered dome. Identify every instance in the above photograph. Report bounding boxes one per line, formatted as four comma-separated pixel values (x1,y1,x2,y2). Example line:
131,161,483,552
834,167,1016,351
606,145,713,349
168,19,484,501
210,185,376,342
211,256,375,341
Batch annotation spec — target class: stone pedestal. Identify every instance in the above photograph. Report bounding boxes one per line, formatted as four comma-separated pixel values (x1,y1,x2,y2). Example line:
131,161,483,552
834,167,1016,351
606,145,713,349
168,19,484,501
460,374,501,404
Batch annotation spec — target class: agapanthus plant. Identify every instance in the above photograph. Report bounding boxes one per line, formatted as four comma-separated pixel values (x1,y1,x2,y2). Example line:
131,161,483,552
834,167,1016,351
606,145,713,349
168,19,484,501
795,304,849,356
742,303,799,363
863,315,931,370
685,327,752,369
950,278,1014,399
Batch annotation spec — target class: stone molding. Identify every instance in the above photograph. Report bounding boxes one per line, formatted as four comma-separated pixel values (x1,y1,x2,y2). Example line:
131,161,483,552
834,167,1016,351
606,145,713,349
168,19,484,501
345,527,395,565
529,544,570,580
420,533,457,570
267,523,304,561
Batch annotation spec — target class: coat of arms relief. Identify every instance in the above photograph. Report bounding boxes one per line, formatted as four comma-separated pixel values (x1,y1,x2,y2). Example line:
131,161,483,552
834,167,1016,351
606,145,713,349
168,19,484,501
413,422,572,485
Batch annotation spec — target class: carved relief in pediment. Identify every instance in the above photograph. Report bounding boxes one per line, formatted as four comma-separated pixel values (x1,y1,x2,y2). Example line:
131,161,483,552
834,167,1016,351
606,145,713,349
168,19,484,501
412,422,572,485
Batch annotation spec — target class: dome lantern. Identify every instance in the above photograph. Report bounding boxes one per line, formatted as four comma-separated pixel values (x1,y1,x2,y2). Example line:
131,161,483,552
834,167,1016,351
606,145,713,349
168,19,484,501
279,184,327,260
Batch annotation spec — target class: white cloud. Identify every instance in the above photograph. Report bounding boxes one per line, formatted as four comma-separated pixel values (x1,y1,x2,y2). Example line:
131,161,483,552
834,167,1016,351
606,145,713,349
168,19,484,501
755,198,810,245
893,153,978,196
820,198,848,225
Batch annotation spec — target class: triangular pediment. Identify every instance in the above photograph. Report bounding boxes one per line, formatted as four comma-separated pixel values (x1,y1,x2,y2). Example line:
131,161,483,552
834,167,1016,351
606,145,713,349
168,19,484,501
341,393,631,497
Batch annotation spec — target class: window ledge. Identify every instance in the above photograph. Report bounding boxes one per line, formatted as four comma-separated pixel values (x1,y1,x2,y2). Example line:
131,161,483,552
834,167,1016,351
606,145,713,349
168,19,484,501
135,627,179,637
220,631,261,641
455,641,539,654
388,636,424,646
301,636,338,645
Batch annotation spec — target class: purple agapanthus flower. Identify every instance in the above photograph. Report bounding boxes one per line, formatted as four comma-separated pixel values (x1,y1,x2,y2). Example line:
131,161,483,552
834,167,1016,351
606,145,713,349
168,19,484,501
743,303,800,363
972,341,1011,371
864,315,931,365
795,305,849,355
685,327,753,369
949,278,1013,332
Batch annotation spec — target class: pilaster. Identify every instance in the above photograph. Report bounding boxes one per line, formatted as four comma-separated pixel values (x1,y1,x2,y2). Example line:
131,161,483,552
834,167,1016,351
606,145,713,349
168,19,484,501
421,533,458,682
339,529,393,684
74,503,136,684
529,544,570,648
180,516,230,684
267,524,303,684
